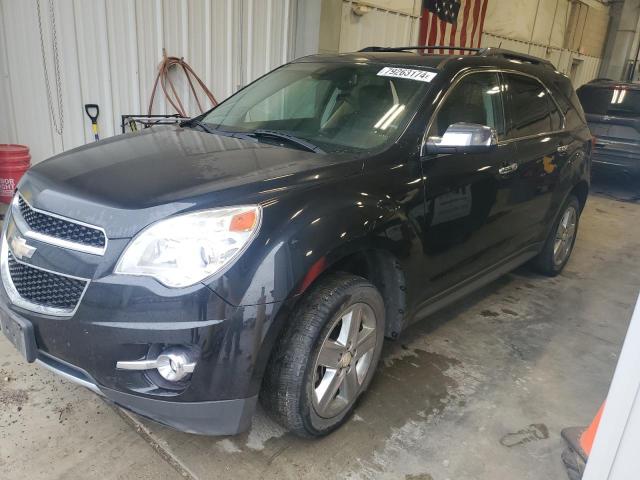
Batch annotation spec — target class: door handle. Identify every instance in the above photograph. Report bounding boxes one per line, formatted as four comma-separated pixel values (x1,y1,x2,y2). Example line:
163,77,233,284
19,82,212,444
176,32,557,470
557,144,570,153
498,162,518,175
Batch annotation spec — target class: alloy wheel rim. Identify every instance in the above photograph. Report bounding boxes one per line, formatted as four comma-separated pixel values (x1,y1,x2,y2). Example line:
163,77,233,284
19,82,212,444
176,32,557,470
312,302,377,419
553,206,577,266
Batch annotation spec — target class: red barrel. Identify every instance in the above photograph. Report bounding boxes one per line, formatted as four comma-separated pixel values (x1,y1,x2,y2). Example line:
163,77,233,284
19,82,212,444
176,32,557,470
0,144,31,204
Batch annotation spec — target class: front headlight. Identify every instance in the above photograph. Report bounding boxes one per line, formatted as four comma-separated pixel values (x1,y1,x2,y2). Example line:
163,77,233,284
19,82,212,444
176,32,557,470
115,206,262,288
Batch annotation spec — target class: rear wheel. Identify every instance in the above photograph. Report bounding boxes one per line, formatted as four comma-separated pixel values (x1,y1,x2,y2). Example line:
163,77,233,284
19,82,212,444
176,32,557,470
532,195,580,276
261,272,385,437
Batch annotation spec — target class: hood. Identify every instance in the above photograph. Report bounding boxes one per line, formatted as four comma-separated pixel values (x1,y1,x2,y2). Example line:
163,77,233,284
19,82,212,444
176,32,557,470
19,127,362,238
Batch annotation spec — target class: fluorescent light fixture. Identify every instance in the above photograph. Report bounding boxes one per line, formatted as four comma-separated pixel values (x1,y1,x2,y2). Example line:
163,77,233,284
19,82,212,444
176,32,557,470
374,104,400,129
618,89,627,104
380,105,405,130
611,89,620,104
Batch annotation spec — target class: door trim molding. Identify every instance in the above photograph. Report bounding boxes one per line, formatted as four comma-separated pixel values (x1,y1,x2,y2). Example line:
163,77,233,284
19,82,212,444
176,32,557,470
408,242,542,327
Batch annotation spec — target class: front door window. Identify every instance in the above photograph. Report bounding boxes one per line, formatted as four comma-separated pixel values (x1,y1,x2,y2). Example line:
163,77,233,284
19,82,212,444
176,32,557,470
428,72,505,141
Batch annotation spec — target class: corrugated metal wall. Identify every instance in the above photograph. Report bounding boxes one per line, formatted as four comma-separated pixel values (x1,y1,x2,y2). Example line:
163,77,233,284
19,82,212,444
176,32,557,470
481,0,607,87
338,0,420,52
334,0,603,87
0,0,610,167
481,32,602,88
0,0,296,164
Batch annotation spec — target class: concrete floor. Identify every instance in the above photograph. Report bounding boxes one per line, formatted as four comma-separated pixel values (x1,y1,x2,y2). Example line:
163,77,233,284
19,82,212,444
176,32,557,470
1,180,640,480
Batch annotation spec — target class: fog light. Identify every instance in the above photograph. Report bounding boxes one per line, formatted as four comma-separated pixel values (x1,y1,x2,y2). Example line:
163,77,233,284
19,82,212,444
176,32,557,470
156,346,196,382
116,345,197,382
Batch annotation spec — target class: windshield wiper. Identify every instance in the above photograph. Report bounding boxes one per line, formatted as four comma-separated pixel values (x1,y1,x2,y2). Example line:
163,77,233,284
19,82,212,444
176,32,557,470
180,118,216,134
248,129,325,154
181,120,256,141
181,122,325,153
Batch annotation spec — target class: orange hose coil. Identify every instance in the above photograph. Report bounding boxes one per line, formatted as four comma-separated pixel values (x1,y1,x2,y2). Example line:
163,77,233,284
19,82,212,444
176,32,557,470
148,49,218,117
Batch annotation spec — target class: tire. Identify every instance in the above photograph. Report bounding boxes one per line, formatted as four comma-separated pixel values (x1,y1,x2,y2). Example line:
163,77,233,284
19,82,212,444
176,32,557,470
261,272,385,437
532,195,581,276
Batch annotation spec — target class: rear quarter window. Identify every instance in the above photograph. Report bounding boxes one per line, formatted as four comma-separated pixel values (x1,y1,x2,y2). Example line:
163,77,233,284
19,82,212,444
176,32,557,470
550,77,586,130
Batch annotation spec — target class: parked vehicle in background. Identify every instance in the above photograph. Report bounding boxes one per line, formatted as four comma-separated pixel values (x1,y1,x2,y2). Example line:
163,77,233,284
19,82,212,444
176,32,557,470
577,80,640,177
0,46,591,438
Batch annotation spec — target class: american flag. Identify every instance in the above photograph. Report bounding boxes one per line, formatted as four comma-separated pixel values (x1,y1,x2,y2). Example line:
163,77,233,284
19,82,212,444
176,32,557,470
418,0,489,53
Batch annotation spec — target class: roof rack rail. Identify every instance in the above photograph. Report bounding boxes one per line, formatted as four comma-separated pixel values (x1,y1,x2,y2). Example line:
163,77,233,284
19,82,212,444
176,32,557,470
358,45,481,53
478,47,554,67
358,45,555,68
587,77,615,83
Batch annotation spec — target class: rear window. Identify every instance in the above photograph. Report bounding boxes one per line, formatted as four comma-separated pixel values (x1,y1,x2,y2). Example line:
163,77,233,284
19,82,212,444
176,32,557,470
578,85,640,117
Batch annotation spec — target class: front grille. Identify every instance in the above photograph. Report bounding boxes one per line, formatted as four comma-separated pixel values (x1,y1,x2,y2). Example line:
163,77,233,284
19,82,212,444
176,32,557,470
18,196,106,249
7,251,87,311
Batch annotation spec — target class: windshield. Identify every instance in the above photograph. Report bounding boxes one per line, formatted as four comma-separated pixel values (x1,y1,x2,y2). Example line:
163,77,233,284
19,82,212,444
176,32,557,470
578,85,640,117
201,62,434,153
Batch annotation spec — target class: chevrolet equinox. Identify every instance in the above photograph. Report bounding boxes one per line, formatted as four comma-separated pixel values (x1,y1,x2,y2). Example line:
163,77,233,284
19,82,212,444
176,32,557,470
0,47,591,437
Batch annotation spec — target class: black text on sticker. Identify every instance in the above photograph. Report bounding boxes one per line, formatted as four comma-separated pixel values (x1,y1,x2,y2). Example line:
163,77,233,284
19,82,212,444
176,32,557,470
377,67,437,83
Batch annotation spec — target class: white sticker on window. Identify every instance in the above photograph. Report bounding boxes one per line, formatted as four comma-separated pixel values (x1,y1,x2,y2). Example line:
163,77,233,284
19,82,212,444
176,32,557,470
377,67,437,83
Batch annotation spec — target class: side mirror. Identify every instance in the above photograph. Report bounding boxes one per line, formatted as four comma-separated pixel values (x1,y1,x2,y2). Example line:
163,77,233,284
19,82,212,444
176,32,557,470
425,122,498,155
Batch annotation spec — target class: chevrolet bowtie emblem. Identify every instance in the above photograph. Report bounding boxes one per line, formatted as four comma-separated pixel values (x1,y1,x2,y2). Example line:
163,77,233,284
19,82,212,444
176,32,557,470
10,235,36,261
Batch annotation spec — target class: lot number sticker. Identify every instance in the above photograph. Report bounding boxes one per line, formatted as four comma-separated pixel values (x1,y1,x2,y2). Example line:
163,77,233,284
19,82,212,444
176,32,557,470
377,67,437,83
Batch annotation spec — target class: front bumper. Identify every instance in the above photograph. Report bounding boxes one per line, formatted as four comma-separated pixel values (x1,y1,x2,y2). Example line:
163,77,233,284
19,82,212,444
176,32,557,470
0,210,283,436
0,185,288,435
36,349,257,435
0,287,274,435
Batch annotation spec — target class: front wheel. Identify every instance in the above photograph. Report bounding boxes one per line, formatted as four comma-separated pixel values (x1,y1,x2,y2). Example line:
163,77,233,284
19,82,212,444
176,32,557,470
261,272,385,437
532,195,581,276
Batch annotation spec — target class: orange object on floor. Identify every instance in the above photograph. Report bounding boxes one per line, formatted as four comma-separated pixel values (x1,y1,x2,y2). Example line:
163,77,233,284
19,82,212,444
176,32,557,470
580,401,606,456
561,400,607,479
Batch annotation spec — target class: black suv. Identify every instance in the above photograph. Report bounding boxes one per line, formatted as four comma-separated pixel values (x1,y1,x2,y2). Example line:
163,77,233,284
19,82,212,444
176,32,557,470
0,47,590,437
577,79,640,177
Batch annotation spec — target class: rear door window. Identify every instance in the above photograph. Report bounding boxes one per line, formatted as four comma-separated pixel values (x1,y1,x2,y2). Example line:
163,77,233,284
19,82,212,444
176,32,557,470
428,72,505,139
504,73,557,138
